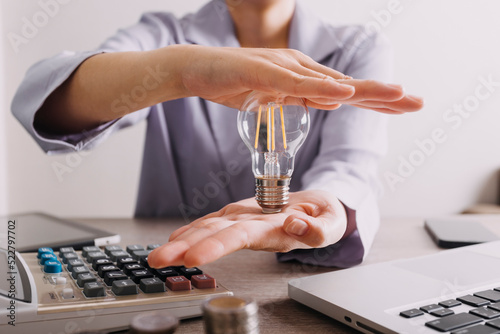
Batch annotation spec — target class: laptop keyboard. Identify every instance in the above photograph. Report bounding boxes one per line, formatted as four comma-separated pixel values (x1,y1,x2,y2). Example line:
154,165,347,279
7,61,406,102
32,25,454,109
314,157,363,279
400,288,500,333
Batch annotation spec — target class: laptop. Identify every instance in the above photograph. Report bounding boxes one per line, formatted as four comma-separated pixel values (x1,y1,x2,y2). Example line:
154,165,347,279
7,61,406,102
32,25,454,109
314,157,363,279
288,240,500,334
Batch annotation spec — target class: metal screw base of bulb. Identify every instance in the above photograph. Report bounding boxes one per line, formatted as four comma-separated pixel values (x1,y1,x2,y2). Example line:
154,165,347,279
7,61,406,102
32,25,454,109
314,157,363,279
255,177,290,213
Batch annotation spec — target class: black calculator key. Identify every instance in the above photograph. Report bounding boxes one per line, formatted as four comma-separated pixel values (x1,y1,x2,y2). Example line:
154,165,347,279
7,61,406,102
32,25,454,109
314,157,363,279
426,313,482,332
147,244,161,250
67,259,85,271
71,266,89,279
400,309,424,318
126,244,145,254
139,256,151,269
155,268,179,281
179,267,203,279
59,247,75,256
432,309,455,317
92,258,113,270
470,307,500,320
490,303,500,312
110,251,131,262
112,279,138,296
130,269,154,284
440,299,462,308
104,271,128,286
132,250,151,261
123,264,145,275
62,252,78,264
487,318,500,329
77,273,97,288
83,282,106,298
104,245,123,256
451,324,500,334
140,277,166,293
117,257,138,269
458,295,491,307
86,251,108,263
98,265,120,277
82,246,100,258
476,291,500,303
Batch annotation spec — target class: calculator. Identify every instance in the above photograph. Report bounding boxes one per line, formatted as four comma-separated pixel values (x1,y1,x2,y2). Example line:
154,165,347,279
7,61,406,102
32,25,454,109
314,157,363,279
0,244,232,334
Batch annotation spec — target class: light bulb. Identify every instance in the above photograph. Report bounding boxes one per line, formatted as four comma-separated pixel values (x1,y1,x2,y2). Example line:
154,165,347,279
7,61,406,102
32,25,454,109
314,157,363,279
237,92,310,213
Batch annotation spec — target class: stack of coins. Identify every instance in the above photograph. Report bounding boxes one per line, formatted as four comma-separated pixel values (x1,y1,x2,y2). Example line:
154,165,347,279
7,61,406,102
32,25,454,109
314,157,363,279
202,296,259,334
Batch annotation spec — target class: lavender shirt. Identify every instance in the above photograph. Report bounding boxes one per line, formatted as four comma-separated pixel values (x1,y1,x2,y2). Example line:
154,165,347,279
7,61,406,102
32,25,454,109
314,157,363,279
12,0,390,267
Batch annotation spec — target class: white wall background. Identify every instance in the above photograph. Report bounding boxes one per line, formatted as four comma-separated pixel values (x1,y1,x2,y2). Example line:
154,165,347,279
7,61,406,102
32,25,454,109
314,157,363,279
1,0,499,218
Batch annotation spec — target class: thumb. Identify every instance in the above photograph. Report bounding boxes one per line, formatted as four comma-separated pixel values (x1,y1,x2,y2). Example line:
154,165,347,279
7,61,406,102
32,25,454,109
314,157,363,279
283,213,335,248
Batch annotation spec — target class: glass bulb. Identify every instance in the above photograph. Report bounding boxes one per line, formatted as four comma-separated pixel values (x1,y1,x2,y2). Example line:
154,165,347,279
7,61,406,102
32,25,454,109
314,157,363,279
237,92,310,213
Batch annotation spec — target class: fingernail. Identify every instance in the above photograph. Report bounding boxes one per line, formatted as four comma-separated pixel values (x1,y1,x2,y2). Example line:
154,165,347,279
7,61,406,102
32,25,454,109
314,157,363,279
286,219,309,236
387,83,403,90
407,94,424,103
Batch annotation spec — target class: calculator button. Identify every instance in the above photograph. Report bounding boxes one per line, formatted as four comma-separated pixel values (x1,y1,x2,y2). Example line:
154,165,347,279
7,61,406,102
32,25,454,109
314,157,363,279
62,252,79,264
110,251,131,262
470,307,500,319
77,273,97,288
475,291,500,303
112,279,138,296
154,268,180,281
426,313,482,332
458,295,491,307
166,276,191,291
98,265,120,277
420,304,443,313
82,246,100,258
67,259,85,271
123,264,145,275
40,253,57,265
139,256,151,269
62,288,75,299
71,265,90,279
132,250,151,260
487,318,500,329
440,299,462,308
147,244,161,250
58,247,75,256
191,274,216,289
44,260,62,274
400,309,424,318
104,245,123,256
140,277,166,293
104,271,128,286
87,251,108,263
55,277,67,285
38,247,54,259
126,244,145,254
117,257,138,269
130,269,154,284
92,258,113,271
179,267,203,279
83,282,106,298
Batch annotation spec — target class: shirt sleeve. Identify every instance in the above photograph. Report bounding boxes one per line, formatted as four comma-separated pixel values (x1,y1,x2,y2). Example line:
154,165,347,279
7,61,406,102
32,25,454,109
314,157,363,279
10,12,178,154
277,31,392,267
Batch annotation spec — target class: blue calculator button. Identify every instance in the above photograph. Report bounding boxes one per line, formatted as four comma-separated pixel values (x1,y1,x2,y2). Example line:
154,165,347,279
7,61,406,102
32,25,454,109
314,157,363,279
37,247,54,259
44,260,62,273
40,253,57,265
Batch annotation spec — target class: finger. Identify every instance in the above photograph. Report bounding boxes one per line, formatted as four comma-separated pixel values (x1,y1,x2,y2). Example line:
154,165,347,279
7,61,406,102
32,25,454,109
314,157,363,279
148,240,191,268
291,51,350,80
352,94,424,113
338,80,405,102
168,224,191,241
351,104,407,115
254,64,355,100
183,223,253,267
282,213,345,248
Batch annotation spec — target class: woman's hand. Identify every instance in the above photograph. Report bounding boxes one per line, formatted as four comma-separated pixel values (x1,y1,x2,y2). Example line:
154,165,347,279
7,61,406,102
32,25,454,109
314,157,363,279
147,190,347,268
180,46,423,113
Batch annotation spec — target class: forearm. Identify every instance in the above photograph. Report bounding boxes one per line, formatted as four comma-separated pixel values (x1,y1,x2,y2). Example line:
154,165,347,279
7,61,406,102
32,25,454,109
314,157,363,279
35,44,191,134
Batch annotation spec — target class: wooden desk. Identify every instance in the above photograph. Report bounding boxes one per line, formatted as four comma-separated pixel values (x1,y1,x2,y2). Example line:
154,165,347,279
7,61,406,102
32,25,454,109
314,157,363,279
74,215,500,334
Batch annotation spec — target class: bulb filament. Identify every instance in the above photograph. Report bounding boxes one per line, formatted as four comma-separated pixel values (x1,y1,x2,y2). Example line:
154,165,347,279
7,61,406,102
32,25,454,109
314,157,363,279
254,103,287,151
